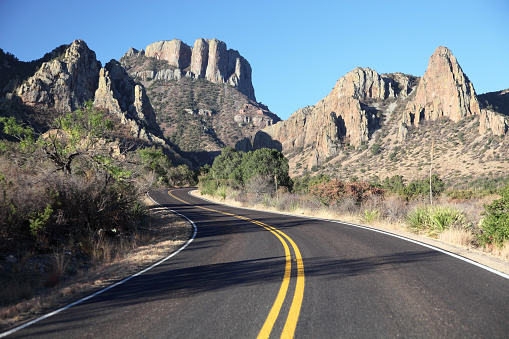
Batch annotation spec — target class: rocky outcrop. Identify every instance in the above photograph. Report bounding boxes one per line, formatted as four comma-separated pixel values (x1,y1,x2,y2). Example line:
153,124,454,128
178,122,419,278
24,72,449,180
135,38,255,101
479,109,508,136
404,46,480,126
234,103,276,128
10,40,166,145
254,68,388,162
93,60,164,143
16,40,101,112
145,39,191,69
337,67,397,100
190,38,209,78
257,45,507,173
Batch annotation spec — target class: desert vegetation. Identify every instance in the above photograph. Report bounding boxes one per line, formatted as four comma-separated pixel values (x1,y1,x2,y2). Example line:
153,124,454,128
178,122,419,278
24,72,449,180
0,102,196,319
199,149,509,261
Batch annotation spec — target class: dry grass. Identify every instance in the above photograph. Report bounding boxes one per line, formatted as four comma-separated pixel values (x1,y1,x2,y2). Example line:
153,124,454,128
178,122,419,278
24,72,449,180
438,227,475,247
0,196,192,333
196,191,408,234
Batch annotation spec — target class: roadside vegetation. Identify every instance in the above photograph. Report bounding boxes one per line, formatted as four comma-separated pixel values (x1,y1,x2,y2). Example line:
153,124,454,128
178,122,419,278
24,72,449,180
199,147,509,261
0,102,196,324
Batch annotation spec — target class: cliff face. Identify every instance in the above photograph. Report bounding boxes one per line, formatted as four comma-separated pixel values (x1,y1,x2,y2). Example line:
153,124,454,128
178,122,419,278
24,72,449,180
120,39,278,164
404,46,480,126
254,67,404,162
93,60,164,143
16,40,101,112
256,46,508,172
128,38,255,101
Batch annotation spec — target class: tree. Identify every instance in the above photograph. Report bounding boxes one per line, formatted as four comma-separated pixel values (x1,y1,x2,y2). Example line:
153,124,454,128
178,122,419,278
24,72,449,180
211,146,244,183
167,164,196,187
241,148,291,191
39,100,114,174
382,175,406,195
405,175,444,199
137,146,172,184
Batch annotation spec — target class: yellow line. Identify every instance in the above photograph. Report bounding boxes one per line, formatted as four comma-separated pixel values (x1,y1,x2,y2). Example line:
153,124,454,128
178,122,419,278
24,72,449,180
167,190,305,338
281,235,305,338
252,220,305,339
256,228,292,339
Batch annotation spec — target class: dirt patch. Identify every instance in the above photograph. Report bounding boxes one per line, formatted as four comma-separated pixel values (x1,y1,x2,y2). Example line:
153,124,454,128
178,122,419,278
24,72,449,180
0,194,192,333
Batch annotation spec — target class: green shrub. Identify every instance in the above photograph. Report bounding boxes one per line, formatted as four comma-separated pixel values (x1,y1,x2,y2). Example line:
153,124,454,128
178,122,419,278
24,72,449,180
479,182,509,247
28,203,53,236
407,205,466,236
371,142,381,155
363,209,380,223
198,174,218,196
216,185,227,200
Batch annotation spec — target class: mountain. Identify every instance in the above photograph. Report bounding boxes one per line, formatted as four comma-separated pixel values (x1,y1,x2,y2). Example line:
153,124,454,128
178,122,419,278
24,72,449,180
0,40,170,149
119,38,280,163
254,46,509,188
0,38,280,166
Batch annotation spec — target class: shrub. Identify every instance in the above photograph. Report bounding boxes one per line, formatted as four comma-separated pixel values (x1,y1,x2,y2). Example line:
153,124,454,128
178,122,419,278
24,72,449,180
310,180,384,206
363,209,380,223
479,182,509,247
198,174,218,196
371,142,381,155
406,205,467,236
216,185,227,200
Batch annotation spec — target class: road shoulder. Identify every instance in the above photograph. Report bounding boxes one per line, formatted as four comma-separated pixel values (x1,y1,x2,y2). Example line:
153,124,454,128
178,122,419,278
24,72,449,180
189,190,509,277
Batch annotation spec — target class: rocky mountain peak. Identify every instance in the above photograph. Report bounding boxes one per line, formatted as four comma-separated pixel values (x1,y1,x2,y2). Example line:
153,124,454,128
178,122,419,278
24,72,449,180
337,67,397,101
15,39,101,112
404,46,480,125
254,67,389,165
255,45,508,174
134,38,255,101
93,60,161,142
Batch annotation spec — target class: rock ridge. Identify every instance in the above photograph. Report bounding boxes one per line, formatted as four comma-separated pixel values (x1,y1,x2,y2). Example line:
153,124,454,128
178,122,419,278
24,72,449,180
255,46,508,171
125,38,255,101
9,40,169,147
15,40,101,112
254,67,405,165
93,60,165,143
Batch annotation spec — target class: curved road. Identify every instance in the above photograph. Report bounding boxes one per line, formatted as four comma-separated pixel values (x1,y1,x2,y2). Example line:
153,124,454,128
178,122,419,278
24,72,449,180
3,188,509,338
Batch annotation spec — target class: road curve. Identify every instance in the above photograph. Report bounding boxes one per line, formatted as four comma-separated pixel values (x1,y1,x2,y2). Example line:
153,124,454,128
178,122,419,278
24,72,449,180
4,188,509,338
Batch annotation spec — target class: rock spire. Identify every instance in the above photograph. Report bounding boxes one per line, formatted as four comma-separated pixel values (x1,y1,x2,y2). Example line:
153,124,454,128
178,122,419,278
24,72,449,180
142,38,255,101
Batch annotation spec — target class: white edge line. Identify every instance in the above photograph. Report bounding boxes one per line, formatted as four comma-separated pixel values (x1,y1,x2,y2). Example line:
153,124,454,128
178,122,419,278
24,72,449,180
189,190,509,281
0,190,198,338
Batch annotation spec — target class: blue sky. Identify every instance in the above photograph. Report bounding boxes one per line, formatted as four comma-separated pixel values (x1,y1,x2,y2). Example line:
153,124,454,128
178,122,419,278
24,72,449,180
1,0,508,119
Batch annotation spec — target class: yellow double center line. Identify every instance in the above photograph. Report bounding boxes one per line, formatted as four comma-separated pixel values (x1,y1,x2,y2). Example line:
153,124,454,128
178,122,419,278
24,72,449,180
168,190,305,338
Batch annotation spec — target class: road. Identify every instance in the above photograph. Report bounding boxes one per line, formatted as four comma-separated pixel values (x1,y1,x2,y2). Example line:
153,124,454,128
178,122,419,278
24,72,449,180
3,188,509,338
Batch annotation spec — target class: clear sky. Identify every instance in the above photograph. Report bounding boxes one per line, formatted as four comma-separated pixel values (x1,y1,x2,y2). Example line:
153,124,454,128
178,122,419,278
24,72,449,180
1,0,508,119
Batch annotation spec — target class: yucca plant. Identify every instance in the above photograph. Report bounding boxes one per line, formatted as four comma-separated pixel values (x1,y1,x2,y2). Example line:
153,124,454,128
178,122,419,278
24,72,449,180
407,205,466,236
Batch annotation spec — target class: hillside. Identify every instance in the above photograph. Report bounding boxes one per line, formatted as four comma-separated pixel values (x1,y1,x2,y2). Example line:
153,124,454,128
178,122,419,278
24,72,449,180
0,38,280,166
254,47,509,188
119,39,279,164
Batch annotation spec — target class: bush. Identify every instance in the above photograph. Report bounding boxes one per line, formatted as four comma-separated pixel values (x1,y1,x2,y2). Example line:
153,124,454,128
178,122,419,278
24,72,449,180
406,205,467,236
383,174,445,200
310,180,385,206
363,209,380,223
198,174,218,196
479,182,509,247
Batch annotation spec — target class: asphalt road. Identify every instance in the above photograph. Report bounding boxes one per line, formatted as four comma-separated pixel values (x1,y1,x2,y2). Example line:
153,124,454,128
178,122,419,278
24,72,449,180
4,188,509,338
